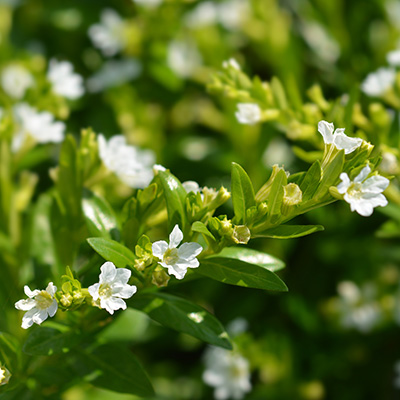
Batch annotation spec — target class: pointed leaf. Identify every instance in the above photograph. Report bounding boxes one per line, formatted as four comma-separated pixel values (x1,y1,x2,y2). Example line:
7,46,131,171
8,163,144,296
231,162,256,224
130,292,232,349
198,257,288,291
76,344,154,396
300,160,322,201
82,189,119,239
192,221,216,241
215,247,285,272
253,224,324,239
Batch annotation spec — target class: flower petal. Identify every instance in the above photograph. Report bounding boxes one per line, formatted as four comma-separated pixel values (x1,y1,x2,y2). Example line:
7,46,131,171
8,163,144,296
354,165,371,183
114,267,131,285
169,225,183,248
166,264,187,280
45,282,57,296
176,258,199,270
47,300,58,317
88,283,100,300
99,261,117,283
15,298,36,311
337,173,351,194
112,283,137,299
318,120,334,144
152,240,168,259
178,242,203,260
333,132,363,154
362,175,390,193
361,192,388,208
102,297,127,314
21,308,37,329
351,199,374,217
24,285,40,298
32,309,49,325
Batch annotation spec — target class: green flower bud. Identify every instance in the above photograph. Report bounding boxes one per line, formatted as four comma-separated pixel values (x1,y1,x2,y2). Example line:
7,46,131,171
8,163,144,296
0,366,11,386
60,293,73,308
232,225,251,244
152,268,170,288
282,183,302,215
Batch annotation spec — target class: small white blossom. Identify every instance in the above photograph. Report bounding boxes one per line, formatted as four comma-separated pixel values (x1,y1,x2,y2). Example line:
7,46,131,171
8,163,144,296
217,0,249,31
336,281,381,333
222,58,241,70
0,367,11,386
167,40,202,78
12,103,65,152
15,283,58,329
361,67,396,97
98,134,156,188
203,347,252,400
387,49,400,67
182,180,201,194
235,103,261,125
1,64,34,99
88,262,137,315
47,59,84,100
380,151,399,174
152,225,203,280
133,0,163,8
337,165,389,217
88,9,126,57
184,2,219,28
87,59,142,93
318,120,363,154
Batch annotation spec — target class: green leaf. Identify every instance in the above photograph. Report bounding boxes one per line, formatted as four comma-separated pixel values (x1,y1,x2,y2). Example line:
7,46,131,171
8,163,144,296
315,150,344,199
130,292,232,349
23,327,78,356
77,344,154,396
0,332,21,370
87,238,136,269
215,247,285,272
266,169,287,221
231,162,255,224
300,160,322,201
192,221,216,241
271,76,288,109
82,189,119,239
253,224,324,239
198,257,288,291
156,169,188,232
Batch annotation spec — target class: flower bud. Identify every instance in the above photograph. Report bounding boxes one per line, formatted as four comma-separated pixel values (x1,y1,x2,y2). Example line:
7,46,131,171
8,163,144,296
0,367,11,386
232,225,251,244
152,268,170,288
282,183,302,215
256,164,287,202
60,293,73,308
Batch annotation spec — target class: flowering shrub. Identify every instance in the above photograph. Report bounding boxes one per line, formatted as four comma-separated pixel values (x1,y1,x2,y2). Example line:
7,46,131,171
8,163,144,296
1,1,400,399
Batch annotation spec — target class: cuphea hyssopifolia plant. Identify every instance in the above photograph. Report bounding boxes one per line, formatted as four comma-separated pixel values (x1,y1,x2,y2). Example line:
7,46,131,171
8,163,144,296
9,125,386,396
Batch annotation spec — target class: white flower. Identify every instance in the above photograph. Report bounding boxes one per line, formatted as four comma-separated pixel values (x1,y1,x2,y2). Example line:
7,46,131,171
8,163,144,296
12,103,65,152
318,120,363,154
133,0,163,8
1,64,34,99
15,283,58,329
182,180,201,194
336,281,381,333
337,165,389,217
217,0,249,31
88,262,137,315
152,225,203,280
235,103,261,125
47,59,84,100
222,58,241,70
88,9,126,57
184,1,219,28
361,67,396,97
0,367,11,386
98,134,156,188
87,59,142,93
387,49,400,66
203,347,252,400
167,40,202,78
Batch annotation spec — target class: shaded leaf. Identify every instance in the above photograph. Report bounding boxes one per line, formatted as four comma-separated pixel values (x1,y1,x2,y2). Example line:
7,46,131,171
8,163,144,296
253,224,324,239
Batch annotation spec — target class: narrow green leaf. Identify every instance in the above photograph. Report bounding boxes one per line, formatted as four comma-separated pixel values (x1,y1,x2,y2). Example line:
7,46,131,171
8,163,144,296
253,224,324,239
231,162,255,224
82,189,119,239
0,332,21,371
156,170,188,232
216,247,285,272
87,238,136,269
130,292,232,349
198,257,288,291
77,344,154,397
300,160,322,201
266,169,287,220
23,327,78,356
271,76,288,109
192,221,216,241
315,151,344,199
